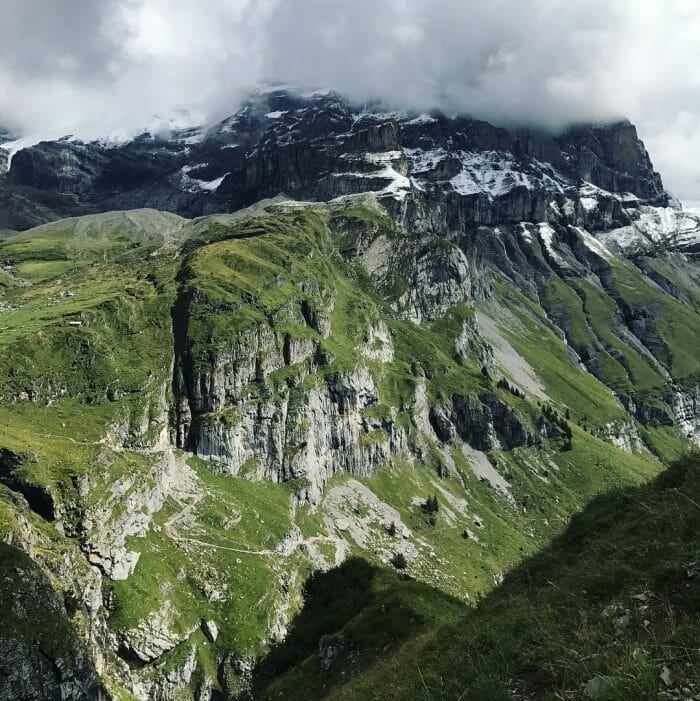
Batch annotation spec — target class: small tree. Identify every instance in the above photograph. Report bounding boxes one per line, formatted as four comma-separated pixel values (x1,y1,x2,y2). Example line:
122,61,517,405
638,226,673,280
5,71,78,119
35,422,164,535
421,494,439,525
390,552,407,570
423,494,439,514
387,521,397,537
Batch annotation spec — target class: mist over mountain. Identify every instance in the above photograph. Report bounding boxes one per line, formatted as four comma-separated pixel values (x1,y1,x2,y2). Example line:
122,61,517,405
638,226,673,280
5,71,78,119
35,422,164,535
1,0,700,196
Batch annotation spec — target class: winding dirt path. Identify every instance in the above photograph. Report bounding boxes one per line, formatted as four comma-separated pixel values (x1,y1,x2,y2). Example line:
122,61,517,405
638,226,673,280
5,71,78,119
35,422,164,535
25,429,103,446
163,480,347,565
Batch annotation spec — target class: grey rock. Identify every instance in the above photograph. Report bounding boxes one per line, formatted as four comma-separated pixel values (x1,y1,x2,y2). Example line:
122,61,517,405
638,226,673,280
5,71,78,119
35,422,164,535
613,612,632,635
583,675,620,699
319,633,345,671
165,647,197,685
661,666,673,687
432,393,535,451
673,385,700,444
0,544,107,701
202,619,219,643
82,446,179,580
177,333,409,497
120,601,192,664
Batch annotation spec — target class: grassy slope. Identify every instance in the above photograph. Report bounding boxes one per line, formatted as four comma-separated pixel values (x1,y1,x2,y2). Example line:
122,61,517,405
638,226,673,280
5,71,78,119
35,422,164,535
610,262,700,387
106,455,322,660
252,557,467,701
0,215,177,401
0,211,179,525
0,201,694,697
258,453,700,701
538,250,700,412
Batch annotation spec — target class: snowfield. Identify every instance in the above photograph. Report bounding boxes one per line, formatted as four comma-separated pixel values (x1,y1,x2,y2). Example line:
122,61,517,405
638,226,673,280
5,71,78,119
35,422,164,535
599,205,700,252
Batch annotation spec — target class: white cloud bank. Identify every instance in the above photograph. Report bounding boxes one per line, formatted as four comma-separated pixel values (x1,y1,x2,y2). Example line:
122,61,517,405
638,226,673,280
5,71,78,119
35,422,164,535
1,0,700,197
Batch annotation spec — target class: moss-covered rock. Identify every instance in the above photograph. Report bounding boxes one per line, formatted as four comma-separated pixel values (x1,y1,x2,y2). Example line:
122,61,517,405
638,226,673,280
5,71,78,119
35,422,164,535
0,543,107,700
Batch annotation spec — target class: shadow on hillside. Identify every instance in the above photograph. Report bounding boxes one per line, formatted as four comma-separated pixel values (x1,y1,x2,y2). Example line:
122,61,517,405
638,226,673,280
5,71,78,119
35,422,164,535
250,557,380,694
249,454,699,700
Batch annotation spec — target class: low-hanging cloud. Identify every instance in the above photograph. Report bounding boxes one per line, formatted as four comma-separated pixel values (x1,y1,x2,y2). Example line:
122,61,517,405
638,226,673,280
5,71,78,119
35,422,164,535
1,0,700,197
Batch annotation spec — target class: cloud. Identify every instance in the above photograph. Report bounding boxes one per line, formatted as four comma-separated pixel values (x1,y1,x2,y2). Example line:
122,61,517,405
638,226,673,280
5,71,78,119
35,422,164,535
263,0,621,126
0,0,699,197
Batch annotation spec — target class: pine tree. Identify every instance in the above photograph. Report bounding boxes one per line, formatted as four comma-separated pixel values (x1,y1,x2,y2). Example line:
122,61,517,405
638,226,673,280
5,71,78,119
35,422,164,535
391,552,407,570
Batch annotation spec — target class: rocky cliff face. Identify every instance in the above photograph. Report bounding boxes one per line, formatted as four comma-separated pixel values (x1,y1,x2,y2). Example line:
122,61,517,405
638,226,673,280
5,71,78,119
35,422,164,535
0,543,107,701
2,88,670,228
674,385,700,444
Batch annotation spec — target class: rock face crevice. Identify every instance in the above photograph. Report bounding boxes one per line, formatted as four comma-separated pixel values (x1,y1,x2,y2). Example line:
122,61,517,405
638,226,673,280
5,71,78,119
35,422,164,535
430,393,537,452
0,448,57,522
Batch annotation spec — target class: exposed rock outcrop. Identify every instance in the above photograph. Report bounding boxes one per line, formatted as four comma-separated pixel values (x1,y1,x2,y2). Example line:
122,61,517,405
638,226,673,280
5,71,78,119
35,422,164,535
120,601,192,664
430,393,536,452
82,448,180,580
181,364,408,500
674,385,700,444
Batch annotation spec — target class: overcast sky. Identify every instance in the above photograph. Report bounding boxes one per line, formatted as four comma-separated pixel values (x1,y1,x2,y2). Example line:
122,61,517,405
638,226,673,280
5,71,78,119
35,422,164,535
1,0,700,198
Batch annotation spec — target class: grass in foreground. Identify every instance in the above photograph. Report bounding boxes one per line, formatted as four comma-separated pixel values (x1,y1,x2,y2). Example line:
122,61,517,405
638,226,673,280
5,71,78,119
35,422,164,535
256,453,700,701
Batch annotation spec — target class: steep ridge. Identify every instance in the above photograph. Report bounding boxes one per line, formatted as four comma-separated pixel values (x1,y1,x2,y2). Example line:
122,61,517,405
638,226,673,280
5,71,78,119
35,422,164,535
0,90,698,699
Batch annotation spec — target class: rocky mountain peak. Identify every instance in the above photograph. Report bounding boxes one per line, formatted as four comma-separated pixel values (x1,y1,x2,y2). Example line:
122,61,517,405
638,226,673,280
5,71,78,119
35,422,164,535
0,87,671,234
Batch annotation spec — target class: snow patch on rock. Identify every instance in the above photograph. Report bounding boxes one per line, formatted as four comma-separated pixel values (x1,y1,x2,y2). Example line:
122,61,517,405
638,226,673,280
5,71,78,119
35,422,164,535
598,205,700,252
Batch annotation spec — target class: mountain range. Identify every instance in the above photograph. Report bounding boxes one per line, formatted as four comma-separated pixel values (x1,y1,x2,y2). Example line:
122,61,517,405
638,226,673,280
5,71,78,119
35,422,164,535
0,86,698,700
